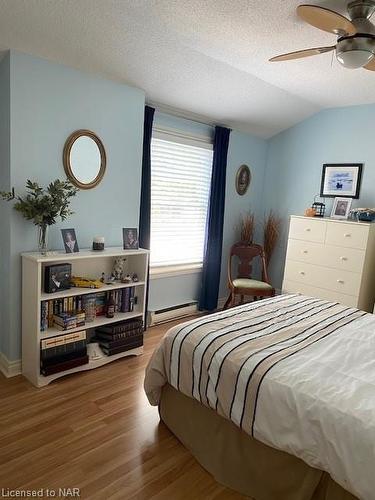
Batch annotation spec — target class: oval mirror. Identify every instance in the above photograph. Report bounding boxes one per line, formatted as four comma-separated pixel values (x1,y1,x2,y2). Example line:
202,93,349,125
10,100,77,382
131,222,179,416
63,130,106,189
236,164,251,195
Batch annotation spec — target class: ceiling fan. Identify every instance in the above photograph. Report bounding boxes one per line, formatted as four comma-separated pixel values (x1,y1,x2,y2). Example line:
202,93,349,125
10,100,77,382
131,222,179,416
270,0,375,70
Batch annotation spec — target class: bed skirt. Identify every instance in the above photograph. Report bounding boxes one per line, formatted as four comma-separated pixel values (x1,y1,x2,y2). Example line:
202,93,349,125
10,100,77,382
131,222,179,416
159,384,357,500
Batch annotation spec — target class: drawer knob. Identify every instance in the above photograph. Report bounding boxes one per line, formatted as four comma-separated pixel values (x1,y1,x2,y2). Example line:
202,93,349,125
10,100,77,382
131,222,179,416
305,228,311,232
299,271,306,275
344,233,351,238
340,256,348,261
303,250,308,254
337,279,344,284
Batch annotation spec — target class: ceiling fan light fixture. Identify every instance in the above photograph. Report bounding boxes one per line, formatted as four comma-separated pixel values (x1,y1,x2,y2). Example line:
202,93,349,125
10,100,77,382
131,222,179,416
337,48,374,68
336,36,375,68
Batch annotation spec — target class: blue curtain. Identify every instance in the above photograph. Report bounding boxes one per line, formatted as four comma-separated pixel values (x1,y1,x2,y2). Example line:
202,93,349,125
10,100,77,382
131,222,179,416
139,105,155,249
199,126,231,311
139,105,155,327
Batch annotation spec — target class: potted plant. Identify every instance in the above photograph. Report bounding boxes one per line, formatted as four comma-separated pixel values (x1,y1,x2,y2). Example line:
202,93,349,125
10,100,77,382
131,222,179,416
1,179,78,255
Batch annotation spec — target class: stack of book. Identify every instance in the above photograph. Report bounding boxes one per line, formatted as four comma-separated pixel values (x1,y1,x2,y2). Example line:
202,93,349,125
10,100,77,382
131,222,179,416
40,287,137,331
40,296,84,331
53,312,86,331
95,318,143,356
40,331,88,376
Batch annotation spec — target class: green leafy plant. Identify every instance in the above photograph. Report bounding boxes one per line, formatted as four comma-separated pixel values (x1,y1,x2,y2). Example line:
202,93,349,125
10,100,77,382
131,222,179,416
0,179,78,226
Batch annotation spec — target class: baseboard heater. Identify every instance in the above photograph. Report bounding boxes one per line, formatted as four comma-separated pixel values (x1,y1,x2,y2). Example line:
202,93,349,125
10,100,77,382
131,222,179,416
148,301,198,326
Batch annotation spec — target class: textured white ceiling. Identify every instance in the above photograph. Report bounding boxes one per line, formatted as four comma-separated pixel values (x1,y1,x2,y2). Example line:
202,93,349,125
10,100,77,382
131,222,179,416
0,0,373,138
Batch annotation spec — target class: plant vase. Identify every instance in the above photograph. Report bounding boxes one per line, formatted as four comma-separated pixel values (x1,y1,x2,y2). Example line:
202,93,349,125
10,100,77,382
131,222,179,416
38,224,49,255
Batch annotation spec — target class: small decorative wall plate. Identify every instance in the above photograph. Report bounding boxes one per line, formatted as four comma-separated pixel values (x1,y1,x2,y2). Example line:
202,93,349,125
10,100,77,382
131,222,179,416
236,164,251,196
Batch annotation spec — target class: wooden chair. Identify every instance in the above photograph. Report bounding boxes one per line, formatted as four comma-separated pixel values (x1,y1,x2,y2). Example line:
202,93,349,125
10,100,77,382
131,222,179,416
223,242,275,310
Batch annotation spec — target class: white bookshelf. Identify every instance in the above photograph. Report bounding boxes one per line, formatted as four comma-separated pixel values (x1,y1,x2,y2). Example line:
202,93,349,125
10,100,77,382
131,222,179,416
21,247,149,387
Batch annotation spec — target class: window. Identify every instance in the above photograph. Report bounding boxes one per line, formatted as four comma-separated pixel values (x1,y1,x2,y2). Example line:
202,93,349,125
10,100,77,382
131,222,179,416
150,129,213,268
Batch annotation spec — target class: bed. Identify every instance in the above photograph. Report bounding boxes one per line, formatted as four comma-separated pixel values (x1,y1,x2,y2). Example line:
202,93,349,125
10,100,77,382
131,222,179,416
144,294,375,500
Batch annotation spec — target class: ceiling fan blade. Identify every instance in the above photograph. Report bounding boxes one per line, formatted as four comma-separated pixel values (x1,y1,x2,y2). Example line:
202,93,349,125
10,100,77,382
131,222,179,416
269,46,335,62
364,57,375,71
297,4,357,36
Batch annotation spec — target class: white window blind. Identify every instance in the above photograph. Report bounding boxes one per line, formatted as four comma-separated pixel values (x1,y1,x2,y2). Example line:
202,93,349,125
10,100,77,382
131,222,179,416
150,130,213,267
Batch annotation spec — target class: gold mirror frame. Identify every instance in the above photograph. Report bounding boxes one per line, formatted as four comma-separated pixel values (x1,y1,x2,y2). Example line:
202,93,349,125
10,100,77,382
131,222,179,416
63,129,106,190
236,164,251,196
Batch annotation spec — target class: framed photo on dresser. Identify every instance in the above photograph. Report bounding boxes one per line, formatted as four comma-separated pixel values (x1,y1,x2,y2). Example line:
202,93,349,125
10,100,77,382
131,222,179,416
331,197,352,219
320,163,363,198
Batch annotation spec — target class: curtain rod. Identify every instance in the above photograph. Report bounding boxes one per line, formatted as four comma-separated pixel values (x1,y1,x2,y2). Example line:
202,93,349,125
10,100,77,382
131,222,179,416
147,100,217,128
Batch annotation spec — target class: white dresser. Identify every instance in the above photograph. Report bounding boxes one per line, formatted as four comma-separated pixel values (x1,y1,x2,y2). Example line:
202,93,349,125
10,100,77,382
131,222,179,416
282,216,375,312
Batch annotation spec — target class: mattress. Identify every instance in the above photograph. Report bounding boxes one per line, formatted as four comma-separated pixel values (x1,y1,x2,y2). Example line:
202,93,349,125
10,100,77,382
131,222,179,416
144,294,375,499
160,383,357,500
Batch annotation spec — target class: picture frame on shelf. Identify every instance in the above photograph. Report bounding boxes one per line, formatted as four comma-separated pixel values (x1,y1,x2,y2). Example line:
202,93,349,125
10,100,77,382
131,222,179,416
44,263,72,293
320,163,363,199
331,197,353,220
123,228,139,249
61,228,79,253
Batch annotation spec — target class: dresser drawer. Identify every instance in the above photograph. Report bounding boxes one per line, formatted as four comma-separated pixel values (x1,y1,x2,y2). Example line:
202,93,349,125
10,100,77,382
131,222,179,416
283,261,362,297
289,217,326,243
285,239,365,273
282,280,358,308
325,222,369,249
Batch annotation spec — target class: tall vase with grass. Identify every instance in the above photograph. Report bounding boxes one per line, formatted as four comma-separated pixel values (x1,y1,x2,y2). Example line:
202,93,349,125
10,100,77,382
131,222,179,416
1,179,78,255
239,211,255,245
263,210,281,269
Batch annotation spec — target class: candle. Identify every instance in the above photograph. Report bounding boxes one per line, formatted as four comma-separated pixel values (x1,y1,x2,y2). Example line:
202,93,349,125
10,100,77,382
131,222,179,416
92,236,105,251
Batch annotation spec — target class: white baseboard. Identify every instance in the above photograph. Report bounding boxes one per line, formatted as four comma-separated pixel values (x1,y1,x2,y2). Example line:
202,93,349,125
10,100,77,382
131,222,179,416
148,302,199,326
0,352,22,378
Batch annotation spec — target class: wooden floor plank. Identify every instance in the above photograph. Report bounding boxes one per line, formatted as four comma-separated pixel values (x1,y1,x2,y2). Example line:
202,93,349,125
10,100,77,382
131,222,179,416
0,319,248,499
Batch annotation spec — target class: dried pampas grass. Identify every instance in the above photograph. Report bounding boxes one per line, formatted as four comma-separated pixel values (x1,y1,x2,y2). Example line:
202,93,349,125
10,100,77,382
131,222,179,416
264,211,281,267
240,212,255,244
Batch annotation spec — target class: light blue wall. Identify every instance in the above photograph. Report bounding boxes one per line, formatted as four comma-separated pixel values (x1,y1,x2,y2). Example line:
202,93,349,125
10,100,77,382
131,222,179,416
220,131,268,298
5,51,145,360
264,104,375,289
0,53,11,357
148,112,214,310
148,112,268,310
8,51,373,360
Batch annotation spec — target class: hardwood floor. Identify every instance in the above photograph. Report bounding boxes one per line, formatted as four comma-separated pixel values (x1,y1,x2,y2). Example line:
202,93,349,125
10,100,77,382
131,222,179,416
0,319,247,500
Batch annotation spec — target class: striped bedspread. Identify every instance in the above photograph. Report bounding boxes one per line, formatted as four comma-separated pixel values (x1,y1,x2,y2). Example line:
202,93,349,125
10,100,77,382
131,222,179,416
145,294,375,500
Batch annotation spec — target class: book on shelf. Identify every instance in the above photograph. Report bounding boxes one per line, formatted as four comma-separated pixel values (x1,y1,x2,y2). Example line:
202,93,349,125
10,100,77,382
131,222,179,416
41,331,86,359
40,331,88,375
95,292,106,317
95,318,144,356
101,337,143,356
40,355,89,376
95,328,143,342
96,317,143,335
53,312,86,331
40,287,139,332
98,334,143,350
